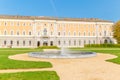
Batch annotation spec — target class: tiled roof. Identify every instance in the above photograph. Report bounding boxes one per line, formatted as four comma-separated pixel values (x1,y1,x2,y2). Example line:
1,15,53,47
0,15,112,22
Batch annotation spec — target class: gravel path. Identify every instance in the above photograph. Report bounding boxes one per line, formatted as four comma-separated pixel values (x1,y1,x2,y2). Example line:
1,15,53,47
1,53,120,80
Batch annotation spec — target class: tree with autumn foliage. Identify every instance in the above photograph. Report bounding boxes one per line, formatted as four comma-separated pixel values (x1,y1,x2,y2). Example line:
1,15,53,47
113,21,120,44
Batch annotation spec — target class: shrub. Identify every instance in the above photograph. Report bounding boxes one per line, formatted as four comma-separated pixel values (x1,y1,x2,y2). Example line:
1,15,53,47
85,44,120,48
38,46,60,49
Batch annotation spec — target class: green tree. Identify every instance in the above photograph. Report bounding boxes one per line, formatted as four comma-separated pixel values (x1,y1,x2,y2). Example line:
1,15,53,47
113,21,120,44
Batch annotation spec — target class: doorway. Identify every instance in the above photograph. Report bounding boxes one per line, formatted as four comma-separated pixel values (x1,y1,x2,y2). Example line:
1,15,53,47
104,39,108,44
43,42,48,46
50,41,53,46
37,41,40,47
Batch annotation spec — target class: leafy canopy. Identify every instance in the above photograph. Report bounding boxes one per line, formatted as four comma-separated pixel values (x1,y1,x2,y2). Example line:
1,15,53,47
113,21,120,44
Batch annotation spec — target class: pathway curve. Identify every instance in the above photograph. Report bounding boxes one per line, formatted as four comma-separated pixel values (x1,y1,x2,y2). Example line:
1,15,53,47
0,53,120,80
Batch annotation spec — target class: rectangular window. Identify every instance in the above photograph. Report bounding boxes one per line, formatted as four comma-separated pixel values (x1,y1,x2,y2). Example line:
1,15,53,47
23,23,25,26
93,40,95,44
51,32,53,35
29,41,31,46
17,41,19,46
84,40,86,44
84,32,86,36
89,40,91,44
74,40,76,46
10,41,13,45
64,32,65,36
5,22,7,26
79,40,81,46
4,41,6,45
17,22,19,26
69,40,71,46
29,32,32,35
23,41,25,46
58,32,60,36
58,41,60,45
11,22,14,26
64,41,66,45
79,32,80,36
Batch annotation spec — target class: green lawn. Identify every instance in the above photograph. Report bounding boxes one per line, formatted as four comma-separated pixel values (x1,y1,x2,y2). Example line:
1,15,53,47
70,48,120,64
1,48,120,80
0,48,59,80
0,71,59,80
0,48,52,69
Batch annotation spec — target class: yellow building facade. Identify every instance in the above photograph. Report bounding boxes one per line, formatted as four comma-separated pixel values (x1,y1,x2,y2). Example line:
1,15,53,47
0,15,115,48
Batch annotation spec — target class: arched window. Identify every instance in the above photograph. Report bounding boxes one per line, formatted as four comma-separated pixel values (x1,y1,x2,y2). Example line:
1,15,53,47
104,39,108,44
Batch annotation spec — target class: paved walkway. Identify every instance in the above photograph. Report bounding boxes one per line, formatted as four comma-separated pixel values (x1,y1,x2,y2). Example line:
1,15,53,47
0,53,120,80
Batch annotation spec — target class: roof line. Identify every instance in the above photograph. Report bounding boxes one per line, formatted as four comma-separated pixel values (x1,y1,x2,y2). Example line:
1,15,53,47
0,15,113,22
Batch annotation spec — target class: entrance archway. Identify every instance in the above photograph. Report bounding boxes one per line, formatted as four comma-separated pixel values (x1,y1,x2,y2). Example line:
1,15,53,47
43,42,48,46
50,41,53,46
37,41,40,47
104,39,108,44
43,41,48,46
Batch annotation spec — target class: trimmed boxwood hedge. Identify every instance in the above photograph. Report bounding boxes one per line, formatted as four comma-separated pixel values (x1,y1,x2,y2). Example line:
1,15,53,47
38,46,60,49
85,44,120,48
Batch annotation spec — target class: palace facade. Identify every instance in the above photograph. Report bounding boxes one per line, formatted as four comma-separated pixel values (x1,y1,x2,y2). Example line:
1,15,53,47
0,15,115,48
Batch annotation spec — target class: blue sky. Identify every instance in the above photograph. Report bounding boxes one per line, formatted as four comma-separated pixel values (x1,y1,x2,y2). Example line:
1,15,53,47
0,0,120,21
